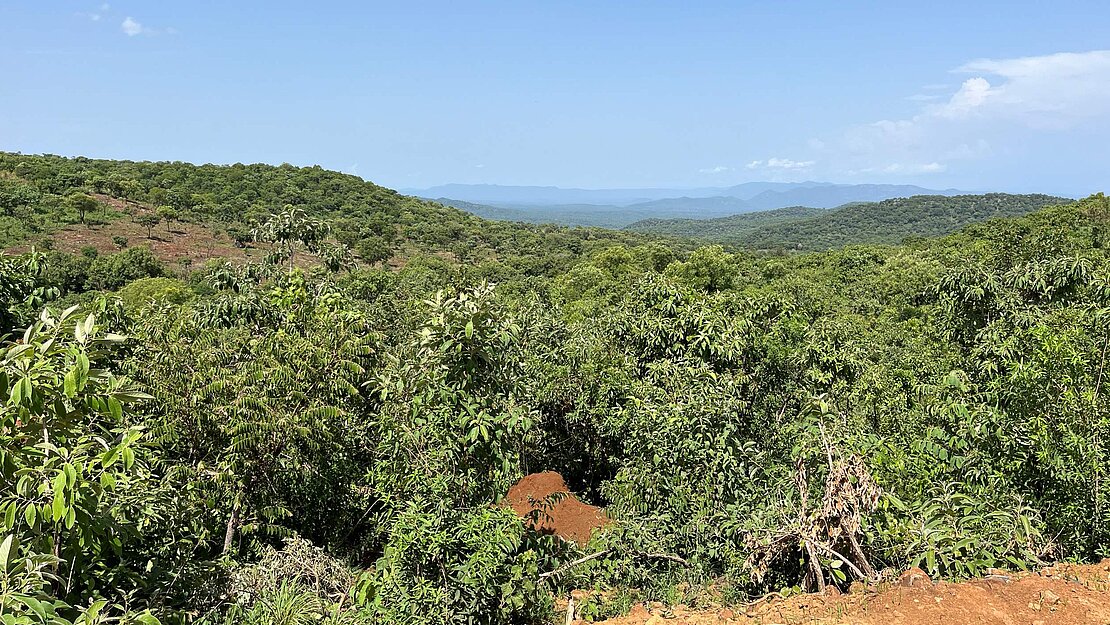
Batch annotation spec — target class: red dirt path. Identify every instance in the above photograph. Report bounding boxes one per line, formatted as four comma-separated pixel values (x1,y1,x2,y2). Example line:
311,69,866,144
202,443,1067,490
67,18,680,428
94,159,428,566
504,472,608,547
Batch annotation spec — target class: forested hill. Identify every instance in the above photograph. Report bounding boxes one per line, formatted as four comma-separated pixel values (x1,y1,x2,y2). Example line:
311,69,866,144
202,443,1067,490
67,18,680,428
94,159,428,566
626,193,1070,251
0,152,659,276
1,155,1109,624
625,205,822,239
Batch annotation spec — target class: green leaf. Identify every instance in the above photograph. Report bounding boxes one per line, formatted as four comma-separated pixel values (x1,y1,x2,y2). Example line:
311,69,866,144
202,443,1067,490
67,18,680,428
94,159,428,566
52,472,66,522
0,534,18,570
75,354,90,390
10,377,24,405
80,600,108,623
108,396,123,421
133,612,162,625
101,446,119,469
13,596,47,621
63,370,78,399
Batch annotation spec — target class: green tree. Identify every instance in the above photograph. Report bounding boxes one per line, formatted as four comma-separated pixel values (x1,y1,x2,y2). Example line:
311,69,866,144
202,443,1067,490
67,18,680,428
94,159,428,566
156,206,178,234
64,192,99,225
251,206,328,271
136,213,161,239
355,236,392,266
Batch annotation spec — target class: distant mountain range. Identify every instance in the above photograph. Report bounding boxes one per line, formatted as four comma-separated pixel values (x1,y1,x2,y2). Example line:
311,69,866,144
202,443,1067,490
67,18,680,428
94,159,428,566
406,182,963,227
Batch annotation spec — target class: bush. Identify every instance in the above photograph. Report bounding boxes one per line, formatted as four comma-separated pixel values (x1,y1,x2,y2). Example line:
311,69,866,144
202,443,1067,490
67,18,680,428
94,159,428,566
86,247,167,291
117,276,193,312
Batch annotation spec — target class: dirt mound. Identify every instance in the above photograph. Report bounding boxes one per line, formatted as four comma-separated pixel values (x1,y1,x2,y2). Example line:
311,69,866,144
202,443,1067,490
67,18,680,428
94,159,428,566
505,472,608,547
583,561,1110,625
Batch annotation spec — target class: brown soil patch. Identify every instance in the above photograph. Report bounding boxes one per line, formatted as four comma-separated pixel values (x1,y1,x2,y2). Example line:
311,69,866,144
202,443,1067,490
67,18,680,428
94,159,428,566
505,472,608,547
6,194,324,269
583,561,1110,625
19,219,252,267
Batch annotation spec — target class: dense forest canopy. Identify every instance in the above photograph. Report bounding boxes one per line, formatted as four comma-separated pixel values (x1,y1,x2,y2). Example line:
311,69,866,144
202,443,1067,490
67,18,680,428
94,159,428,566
627,193,1071,251
625,205,823,242
0,153,1108,625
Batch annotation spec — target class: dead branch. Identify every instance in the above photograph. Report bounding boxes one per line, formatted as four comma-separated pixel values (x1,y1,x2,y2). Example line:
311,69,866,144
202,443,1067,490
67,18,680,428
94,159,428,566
539,550,609,581
638,552,689,565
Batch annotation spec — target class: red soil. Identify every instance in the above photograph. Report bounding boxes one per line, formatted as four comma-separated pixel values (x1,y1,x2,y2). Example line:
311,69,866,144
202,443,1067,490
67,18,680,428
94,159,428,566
505,472,608,547
582,560,1110,625
5,194,326,269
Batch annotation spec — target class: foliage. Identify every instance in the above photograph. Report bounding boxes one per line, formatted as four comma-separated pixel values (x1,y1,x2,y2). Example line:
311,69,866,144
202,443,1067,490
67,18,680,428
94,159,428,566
1,153,1108,624
628,194,1069,251
0,153,662,279
354,285,554,624
0,252,56,337
0,306,161,624
115,278,192,313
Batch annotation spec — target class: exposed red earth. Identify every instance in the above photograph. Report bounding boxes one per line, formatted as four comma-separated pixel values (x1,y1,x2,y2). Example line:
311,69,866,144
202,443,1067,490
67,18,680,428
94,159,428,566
504,471,609,547
580,561,1110,625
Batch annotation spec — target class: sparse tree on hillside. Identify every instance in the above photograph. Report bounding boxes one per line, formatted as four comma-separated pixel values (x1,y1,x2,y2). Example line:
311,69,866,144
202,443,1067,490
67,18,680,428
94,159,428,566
137,213,162,239
252,205,328,271
65,191,99,225
157,205,179,234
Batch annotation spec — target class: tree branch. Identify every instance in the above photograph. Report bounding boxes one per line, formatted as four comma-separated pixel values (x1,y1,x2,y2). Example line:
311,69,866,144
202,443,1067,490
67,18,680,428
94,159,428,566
539,550,609,581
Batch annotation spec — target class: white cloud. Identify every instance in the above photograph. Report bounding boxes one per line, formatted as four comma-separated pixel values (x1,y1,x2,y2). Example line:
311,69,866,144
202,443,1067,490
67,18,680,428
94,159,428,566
745,158,815,173
78,3,110,22
698,165,731,174
120,16,175,37
765,157,815,170
828,49,1110,177
944,51,1110,127
933,76,994,119
870,162,947,174
121,17,144,36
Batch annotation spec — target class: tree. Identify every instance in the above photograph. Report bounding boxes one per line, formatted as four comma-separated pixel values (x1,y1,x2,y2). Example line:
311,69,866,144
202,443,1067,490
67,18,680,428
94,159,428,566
0,179,39,216
356,236,392,266
0,251,54,336
64,192,99,225
156,205,178,234
137,213,162,239
129,296,381,558
318,242,355,273
251,206,328,271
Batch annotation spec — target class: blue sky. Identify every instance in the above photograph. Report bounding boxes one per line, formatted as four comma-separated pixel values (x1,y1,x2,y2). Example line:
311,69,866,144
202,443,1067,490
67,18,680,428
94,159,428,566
2,1,1109,195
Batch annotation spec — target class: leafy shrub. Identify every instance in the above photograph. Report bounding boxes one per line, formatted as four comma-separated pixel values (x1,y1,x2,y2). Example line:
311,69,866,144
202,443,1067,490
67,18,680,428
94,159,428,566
0,306,162,623
116,277,193,312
